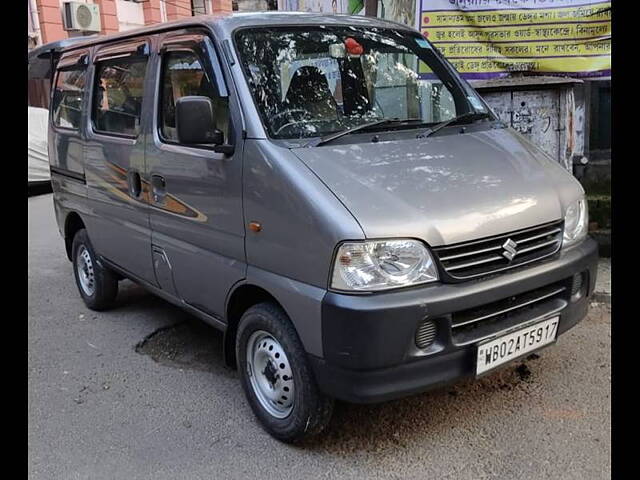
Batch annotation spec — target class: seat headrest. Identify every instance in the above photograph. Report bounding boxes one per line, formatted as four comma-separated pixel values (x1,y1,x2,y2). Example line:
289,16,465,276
285,66,333,105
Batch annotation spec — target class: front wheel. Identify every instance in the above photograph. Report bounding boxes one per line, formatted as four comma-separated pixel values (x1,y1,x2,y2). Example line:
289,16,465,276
236,302,334,443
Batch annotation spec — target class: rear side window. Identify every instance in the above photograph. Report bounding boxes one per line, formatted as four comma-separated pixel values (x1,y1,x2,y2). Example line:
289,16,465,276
52,68,86,130
92,58,147,137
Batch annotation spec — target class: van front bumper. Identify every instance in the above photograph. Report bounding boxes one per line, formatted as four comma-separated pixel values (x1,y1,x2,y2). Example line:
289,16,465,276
310,237,598,404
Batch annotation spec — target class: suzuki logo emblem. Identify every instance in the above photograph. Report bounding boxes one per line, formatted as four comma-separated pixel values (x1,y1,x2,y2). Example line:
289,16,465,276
502,238,518,261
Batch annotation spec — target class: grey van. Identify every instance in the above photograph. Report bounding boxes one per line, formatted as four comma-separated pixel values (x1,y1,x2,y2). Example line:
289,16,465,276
32,12,598,442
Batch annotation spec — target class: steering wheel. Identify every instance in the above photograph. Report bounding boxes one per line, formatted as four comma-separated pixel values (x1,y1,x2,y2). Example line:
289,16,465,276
272,109,312,136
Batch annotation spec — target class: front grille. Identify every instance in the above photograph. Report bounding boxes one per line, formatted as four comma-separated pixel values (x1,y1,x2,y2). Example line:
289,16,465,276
433,220,563,280
451,279,569,346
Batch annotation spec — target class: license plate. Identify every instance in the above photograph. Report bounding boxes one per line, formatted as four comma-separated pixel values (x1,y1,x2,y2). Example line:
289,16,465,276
476,316,559,376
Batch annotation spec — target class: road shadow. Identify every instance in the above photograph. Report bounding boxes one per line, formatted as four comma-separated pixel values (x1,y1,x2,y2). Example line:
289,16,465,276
115,280,561,453
300,371,530,453
111,280,182,314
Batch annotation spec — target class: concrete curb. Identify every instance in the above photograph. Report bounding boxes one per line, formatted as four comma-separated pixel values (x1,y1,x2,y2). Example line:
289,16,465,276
591,292,611,304
591,258,611,304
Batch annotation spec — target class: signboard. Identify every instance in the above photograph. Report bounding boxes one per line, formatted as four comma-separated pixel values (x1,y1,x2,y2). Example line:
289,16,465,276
416,0,611,78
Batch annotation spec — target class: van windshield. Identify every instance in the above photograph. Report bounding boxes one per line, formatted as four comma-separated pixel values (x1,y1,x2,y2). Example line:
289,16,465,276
234,26,487,141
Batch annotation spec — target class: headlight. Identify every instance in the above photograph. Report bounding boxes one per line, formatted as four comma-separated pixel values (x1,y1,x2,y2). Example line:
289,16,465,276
331,239,439,291
563,198,588,248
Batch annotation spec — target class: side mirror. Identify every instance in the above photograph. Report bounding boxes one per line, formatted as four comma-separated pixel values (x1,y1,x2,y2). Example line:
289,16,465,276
176,96,223,145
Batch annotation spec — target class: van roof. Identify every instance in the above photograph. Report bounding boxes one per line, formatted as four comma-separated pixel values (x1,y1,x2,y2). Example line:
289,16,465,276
30,12,415,57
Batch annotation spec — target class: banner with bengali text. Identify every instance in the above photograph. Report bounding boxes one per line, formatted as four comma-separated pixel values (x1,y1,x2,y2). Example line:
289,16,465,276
416,0,611,78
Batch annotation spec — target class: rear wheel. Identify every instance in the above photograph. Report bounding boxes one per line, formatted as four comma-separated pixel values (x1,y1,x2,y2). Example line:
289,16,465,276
236,302,334,443
71,229,118,310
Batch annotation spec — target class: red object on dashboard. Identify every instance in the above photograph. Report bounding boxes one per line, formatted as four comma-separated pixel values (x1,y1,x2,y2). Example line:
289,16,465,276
344,37,364,55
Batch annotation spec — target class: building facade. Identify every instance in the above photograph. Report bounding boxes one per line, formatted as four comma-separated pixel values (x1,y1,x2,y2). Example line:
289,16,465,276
28,0,234,48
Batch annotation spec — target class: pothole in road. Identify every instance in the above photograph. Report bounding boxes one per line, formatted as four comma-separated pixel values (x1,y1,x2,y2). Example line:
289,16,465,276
135,320,234,377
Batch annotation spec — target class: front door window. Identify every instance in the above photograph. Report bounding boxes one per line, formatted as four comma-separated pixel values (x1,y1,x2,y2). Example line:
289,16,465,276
159,50,229,143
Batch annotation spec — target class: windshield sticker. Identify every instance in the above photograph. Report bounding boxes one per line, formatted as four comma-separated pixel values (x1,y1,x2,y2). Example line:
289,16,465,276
415,38,431,49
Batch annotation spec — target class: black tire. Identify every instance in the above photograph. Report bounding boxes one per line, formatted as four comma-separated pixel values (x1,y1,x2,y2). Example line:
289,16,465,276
236,302,334,443
71,229,118,311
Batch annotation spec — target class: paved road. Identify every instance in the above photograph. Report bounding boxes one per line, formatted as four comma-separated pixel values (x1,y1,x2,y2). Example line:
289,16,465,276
28,194,611,480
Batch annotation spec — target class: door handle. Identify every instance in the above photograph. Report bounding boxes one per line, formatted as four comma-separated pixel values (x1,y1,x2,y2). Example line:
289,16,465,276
127,170,142,199
151,174,167,204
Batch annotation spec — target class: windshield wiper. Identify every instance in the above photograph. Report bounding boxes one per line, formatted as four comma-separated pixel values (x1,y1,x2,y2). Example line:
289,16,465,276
418,111,492,139
305,117,425,147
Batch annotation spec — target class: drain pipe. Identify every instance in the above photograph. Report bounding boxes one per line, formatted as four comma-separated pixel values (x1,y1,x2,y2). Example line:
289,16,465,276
28,0,42,46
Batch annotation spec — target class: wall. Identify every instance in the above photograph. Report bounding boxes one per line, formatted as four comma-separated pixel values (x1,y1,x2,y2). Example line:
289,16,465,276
31,0,234,46
95,0,119,35
475,80,587,172
236,0,270,11
116,0,145,31
36,0,69,43
28,0,39,47
277,1,355,14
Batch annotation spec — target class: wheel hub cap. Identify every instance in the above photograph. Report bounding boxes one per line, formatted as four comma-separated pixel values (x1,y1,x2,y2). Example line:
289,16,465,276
76,246,95,297
246,330,295,419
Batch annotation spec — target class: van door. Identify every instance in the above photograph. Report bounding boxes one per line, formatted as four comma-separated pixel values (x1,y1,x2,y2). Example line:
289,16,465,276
145,31,245,319
83,39,156,284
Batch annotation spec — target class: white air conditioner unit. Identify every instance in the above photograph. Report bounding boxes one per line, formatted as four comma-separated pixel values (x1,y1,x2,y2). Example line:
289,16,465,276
63,2,101,33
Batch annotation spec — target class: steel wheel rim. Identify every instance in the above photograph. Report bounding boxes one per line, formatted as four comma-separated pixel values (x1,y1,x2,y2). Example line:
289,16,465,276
76,245,95,297
246,330,295,419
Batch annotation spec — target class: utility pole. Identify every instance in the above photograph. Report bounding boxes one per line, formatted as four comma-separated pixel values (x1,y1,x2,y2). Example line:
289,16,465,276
364,0,377,17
